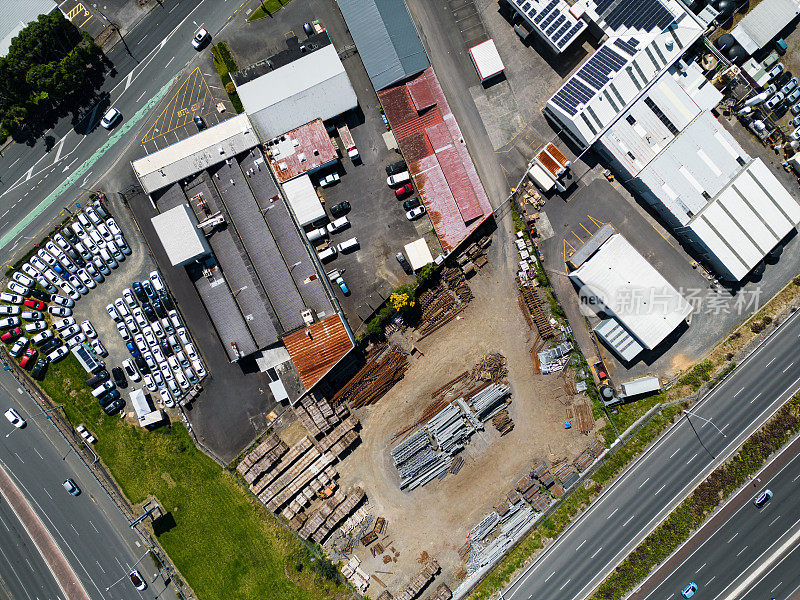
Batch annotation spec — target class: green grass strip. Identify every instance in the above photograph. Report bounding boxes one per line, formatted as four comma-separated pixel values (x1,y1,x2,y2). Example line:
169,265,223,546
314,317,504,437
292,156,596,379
247,0,293,21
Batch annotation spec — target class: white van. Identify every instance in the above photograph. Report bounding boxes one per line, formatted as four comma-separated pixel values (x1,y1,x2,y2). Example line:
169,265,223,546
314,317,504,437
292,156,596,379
336,237,359,253
306,227,328,243
318,247,338,262
387,171,410,186
326,216,350,234
91,382,114,398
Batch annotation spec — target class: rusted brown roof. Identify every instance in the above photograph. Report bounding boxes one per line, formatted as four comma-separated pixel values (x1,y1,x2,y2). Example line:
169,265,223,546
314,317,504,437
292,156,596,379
283,314,353,389
267,118,338,183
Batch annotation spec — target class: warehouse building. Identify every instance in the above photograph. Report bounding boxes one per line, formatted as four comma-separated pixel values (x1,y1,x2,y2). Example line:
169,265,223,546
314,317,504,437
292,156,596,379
598,63,800,281
569,226,692,362
0,0,60,55
731,0,800,55
500,0,587,54
231,32,358,140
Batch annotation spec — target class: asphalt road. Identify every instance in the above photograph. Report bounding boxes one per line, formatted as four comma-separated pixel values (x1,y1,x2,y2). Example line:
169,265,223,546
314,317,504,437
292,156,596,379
640,448,800,600
502,306,800,600
0,0,243,256
0,370,176,600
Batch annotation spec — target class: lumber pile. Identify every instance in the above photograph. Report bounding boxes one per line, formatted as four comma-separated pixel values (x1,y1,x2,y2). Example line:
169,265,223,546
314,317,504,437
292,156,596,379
416,269,473,340
250,437,314,497
492,409,514,435
310,486,365,543
442,266,473,302
317,415,360,456
531,460,555,488
395,557,440,600
471,352,508,383
517,281,554,339
574,440,605,471
331,345,409,409
526,488,551,511
293,395,340,437
299,489,346,539
236,432,288,485
566,402,595,435
377,592,394,600
427,583,452,600
551,458,580,490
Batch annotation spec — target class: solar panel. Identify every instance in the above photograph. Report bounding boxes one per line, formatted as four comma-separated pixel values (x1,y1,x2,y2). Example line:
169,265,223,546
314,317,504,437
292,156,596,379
603,0,674,32
551,21,573,45
557,21,586,49
510,0,587,51
534,0,557,24
613,38,638,56
593,0,615,14
546,14,566,35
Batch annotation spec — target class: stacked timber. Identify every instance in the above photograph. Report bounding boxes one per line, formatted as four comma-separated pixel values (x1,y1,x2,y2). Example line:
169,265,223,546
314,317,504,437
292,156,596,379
266,452,335,512
311,486,365,543
298,490,346,539
294,395,341,437
236,432,288,485
517,281,554,339
531,460,555,488
377,592,394,600
552,459,580,490
491,409,514,435
332,345,409,408
250,437,313,496
317,415,360,453
427,583,452,600
395,557,440,600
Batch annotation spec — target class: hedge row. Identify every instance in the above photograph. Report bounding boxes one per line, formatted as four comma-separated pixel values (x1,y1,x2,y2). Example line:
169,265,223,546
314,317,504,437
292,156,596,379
592,394,800,599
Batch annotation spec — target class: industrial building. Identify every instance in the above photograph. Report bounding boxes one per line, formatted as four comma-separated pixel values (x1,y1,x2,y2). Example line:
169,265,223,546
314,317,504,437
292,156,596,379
569,226,692,362
231,32,358,140
131,116,354,396
731,0,800,55
265,118,338,184
597,63,800,281
500,0,587,53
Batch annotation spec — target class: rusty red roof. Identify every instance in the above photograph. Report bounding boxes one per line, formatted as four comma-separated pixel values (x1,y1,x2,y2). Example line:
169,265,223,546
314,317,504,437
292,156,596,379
379,68,492,252
267,119,338,183
283,314,353,390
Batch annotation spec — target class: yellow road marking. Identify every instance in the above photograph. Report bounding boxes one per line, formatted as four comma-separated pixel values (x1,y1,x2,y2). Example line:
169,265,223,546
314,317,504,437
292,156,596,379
141,68,214,144
579,222,593,236
587,214,609,228
571,230,584,244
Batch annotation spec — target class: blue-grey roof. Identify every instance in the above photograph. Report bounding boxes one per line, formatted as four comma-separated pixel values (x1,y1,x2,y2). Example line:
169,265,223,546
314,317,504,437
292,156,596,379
1,0,57,55
337,0,429,91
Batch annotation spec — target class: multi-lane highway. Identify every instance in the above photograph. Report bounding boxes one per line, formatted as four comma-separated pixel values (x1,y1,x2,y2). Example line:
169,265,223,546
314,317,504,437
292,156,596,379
0,0,242,255
0,370,176,600
638,444,800,600
502,307,800,600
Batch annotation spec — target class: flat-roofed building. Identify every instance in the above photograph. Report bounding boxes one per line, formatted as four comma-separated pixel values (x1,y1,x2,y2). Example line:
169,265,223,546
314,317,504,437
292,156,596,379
151,203,211,266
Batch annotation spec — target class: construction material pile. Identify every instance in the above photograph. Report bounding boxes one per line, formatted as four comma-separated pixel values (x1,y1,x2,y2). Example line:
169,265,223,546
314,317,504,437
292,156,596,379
492,409,514,435
394,557,440,600
342,554,370,593
566,401,595,435
538,341,574,374
332,344,409,409
390,383,511,490
236,431,288,485
415,268,473,339
470,352,508,383
517,280,554,340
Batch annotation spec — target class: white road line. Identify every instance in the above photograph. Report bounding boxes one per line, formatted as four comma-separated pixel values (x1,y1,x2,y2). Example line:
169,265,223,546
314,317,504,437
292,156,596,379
793,473,800,482
766,357,776,367
559,579,571,591
590,547,602,559
607,508,619,519
623,515,635,527
70,523,78,535
53,137,66,163
576,540,586,551
43,488,52,499
25,167,32,181
784,362,795,373
165,56,175,67
655,484,666,495
545,571,556,583
125,70,134,90
751,392,762,404
136,90,147,102
33,448,43,460
686,453,697,465
734,387,744,397
96,560,105,573
771,582,782,593
14,453,23,463
769,515,781,527
728,532,738,543
695,562,706,573
669,448,680,459
639,477,650,489
737,545,749,557
706,576,716,586
89,521,99,534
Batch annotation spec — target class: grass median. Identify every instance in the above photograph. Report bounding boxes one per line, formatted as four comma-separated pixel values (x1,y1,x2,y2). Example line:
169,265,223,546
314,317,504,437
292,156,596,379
247,0,293,21
39,355,347,600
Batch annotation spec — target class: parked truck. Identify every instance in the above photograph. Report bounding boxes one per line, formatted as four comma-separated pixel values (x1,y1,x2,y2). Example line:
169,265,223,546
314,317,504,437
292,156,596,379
337,124,360,162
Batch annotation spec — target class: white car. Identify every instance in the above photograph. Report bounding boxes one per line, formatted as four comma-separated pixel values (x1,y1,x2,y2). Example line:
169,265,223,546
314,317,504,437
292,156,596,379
0,306,20,316
106,218,122,237
57,281,80,301
49,305,72,317
124,315,138,334
168,310,181,330
149,271,165,292
167,356,181,375
159,363,172,382
76,269,96,289
106,303,121,322
152,346,165,364
85,207,102,226
24,321,46,334
61,324,81,339
51,294,74,308
114,298,130,317
159,388,175,408
176,350,190,368
122,288,137,309
0,317,20,329
143,374,157,392
9,337,28,357
100,107,121,130
387,171,410,186
167,378,182,398
4,408,26,428
66,332,86,348
11,272,33,288
184,343,198,361
115,235,131,255
21,263,40,279
191,358,206,378
791,125,800,141
174,369,189,389
134,333,148,353
116,322,131,341
89,229,105,249
406,206,426,220
177,327,190,346
20,310,41,321
191,27,210,49
122,359,141,382
143,327,157,348
31,330,53,345
765,91,785,110
7,281,27,295
90,339,108,357
0,293,23,305
54,233,71,251
132,307,148,329
80,320,97,338
48,346,69,362
54,317,76,331
143,351,156,371
151,320,165,339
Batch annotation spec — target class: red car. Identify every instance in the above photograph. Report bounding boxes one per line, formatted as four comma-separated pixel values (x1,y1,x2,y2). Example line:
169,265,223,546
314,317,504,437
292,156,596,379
394,183,413,198
19,348,37,369
0,327,21,343
23,298,45,310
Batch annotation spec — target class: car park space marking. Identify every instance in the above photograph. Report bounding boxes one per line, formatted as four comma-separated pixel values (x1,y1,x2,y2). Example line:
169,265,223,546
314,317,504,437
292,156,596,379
639,477,650,488
734,386,744,397
96,560,105,573
33,448,43,460
706,576,716,586
686,453,697,465
89,521,98,534
545,571,556,583
13,453,23,464
136,90,147,102
766,357,776,367
623,515,635,527
728,532,738,543
43,487,51,499
607,508,619,519
576,540,586,551
750,392,762,404
70,523,79,536
771,582,782,593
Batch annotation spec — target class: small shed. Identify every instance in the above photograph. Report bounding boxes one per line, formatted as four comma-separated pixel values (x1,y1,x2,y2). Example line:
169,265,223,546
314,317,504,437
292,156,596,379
469,39,504,82
404,238,433,271
282,174,325,227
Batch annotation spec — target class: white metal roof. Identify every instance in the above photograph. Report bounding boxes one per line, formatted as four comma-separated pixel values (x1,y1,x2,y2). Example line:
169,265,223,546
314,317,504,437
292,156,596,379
129,388,151,418
687,159,800,281
0,0,56,55
151,203,211,266
469,39,504,81
570,233,691,350
236,44,357,140
404,238,433,271
594,318,644,362
281,175,325,227
131,114,258,194
731,0,800,54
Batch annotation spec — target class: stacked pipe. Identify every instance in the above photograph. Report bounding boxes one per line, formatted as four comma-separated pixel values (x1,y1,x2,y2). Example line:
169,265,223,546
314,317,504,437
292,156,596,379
470,383,511,421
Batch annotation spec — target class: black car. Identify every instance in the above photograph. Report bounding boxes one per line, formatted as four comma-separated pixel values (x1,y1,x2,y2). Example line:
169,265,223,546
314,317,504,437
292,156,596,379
103,397,125,415
62,227,78,243
31,359,48,380
152,298,167,319
330,201,351,218
395,252,413,274
142,280,157,301
86,370,110,387
111,367,127,388
67,248,85,267
143,304,157,322
386,160,407,176
27,289,50,302
158,291,174,311
132,281,148,303
134,355,149,374
194,114,206,130
160,340,174,357
777,70,794,88
402,197,420,211
40,339,61,354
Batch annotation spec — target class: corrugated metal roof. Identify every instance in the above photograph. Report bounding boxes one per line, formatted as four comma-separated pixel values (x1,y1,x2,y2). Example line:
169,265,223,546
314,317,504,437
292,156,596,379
150,203,211,266
731,0,800,53
236,44,357,140
594,318,644,362
0,0,57,55
266,119,338,183
337,0,429,91
283,315,354,389
570,233,691,350
469,40,504,81
282,175,326,227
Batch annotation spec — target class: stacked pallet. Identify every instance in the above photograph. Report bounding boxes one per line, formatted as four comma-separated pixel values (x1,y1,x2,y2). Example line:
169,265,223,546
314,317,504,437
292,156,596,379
470,353,508,383
250,437,313,497
517,281,554,339
236,432,288,485
427,583,452,600
294,395,340,437
377,592,394,600
332,345,409,409
311,486,365,543
317,415,360,454
531,460,555,488
395,557,440,600
492,409,514,435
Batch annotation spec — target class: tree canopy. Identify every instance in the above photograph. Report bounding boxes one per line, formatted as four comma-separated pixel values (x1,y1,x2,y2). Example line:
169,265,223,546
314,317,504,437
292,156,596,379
0,11,105,139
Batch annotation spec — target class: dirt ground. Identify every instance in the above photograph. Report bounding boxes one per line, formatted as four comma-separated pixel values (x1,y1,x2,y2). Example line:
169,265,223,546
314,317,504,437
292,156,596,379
335,254,598,596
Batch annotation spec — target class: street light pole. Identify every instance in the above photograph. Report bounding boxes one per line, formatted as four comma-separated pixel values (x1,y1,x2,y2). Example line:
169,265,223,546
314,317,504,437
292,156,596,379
683,409,726,438
105,549,150,591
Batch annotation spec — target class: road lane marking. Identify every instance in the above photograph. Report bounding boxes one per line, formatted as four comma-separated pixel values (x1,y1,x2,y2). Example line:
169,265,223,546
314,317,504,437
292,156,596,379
34,448,43,460
706,576,715,586
53,137,66,163
655,484,666,495
695,562,706,573
70,523,78,535
623,515,635,527
784,362,795,373
545,571,556,583
590,547,602,559
607,508,618,519
736,545,748,556
559,579,571,591
686,453,697,465
669,448,680,459
769,515,781,527
43,488,51,499
576,540,586,551
96,560,105,573
25,168,32,181
793,473,800,482
728,532,738,543
125,70,134,90
166,56,175,67
771,582,782,593
638,477,650,489
136,90,147,102
0,515,8,532
766,357,776,367
750,392,762,404
734,387,744,397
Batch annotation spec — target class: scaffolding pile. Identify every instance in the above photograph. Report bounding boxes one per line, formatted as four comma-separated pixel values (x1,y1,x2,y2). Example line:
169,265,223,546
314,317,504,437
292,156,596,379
538,341,574,374
332,345,409,408
517,280,554,340
415,270,473,340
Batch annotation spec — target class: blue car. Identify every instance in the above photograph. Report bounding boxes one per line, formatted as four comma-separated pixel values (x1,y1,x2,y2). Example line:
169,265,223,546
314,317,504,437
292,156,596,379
334,276,350,296
125,341,140,357
682,582,698,598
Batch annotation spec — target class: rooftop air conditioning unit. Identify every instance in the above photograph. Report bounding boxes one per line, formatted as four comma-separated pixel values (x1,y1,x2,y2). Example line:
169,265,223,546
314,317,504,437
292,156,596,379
301,309,314,326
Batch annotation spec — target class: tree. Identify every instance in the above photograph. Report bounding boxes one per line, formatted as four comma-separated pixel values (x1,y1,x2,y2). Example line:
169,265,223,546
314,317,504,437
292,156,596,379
390,292,414,312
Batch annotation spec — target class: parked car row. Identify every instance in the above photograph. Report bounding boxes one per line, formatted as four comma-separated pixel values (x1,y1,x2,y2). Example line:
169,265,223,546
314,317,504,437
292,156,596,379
107,272,206,407
83,367,124,415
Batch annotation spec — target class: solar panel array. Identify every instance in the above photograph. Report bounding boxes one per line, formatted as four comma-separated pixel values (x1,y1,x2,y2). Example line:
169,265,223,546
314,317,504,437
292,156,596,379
613,37,640,56
550,45,628,116
510,0,586,51
600,0,674,32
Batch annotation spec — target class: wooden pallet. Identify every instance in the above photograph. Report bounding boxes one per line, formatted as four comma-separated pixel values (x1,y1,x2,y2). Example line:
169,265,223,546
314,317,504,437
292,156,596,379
518,283,554,339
